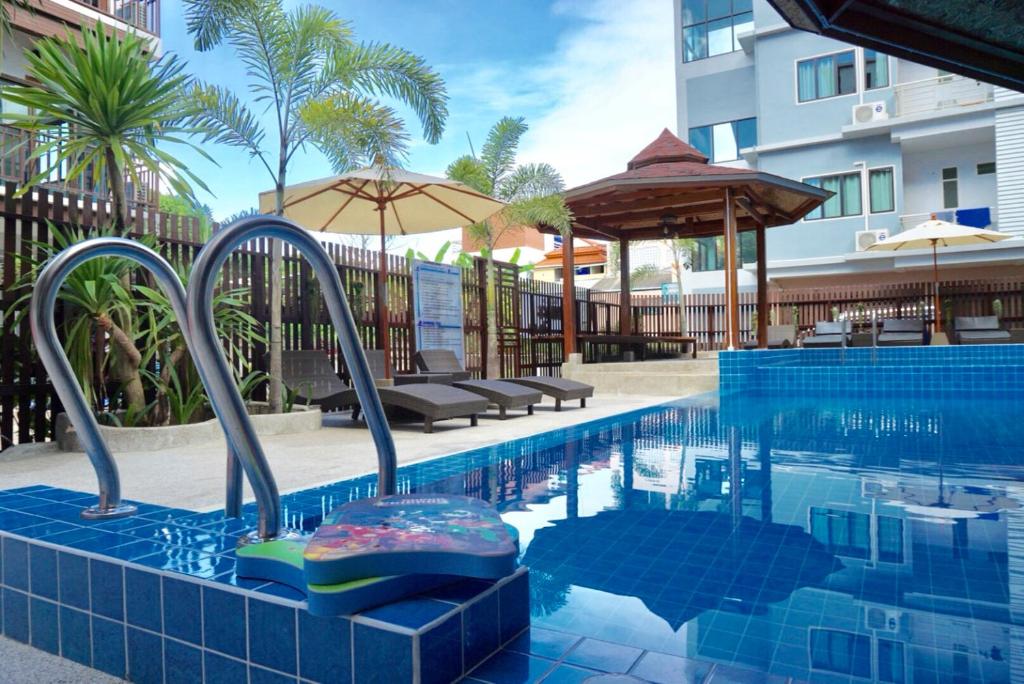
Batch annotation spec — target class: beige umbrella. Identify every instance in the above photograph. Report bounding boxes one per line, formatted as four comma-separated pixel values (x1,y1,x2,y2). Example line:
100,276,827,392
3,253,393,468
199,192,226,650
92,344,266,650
258,166,504,377
867,219,1010,331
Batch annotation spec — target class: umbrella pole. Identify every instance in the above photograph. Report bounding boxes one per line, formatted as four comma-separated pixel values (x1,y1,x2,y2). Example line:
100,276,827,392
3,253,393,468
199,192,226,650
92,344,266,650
378,203,391,379
932,241,941,334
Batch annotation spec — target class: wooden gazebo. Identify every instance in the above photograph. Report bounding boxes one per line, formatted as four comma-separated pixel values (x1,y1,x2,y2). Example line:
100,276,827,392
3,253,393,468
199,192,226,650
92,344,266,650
542,130,830,352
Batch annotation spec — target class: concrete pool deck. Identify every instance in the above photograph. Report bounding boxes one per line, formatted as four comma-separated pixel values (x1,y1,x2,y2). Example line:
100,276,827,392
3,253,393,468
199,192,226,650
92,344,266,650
1,394,671,512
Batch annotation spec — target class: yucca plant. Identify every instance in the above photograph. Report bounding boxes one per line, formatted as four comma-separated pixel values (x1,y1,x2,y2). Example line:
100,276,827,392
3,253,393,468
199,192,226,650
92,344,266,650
183,0,449,412
1,24,209,230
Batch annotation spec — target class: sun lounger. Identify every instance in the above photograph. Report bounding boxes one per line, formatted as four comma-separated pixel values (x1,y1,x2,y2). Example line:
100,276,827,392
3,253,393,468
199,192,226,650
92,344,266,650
953,316,1012,345
412,350,473,381
450,379,543,419
801,321,852,348
877,319,926,346
281,350,486,432
742,325,794,349
414,348,595,411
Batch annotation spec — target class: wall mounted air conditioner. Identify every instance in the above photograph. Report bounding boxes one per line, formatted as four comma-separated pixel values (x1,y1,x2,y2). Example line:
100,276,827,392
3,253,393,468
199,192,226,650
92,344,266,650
864,606,904,634
852,101,889,124
856,229,889,251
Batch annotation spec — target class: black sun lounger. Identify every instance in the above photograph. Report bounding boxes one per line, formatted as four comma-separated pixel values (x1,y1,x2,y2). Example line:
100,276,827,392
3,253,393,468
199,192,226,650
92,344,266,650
281,350,487,433
742,325,794,349
877,319,926,346
452,380,543,419
801,321,852,348
953,316,1012,345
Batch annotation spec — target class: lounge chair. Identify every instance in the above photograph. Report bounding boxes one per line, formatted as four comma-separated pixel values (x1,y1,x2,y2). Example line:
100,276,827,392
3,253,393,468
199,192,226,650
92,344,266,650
411,350,472,381
953,316,1012,345
877,319,926,346
452,380,543,419
742,325,794,349
414,349,595,411
280,350,486,433
801,321,852,348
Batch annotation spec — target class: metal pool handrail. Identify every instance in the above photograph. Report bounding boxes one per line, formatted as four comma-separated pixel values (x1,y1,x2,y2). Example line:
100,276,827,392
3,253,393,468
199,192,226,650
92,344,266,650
29,238,193,520
187,215,398,542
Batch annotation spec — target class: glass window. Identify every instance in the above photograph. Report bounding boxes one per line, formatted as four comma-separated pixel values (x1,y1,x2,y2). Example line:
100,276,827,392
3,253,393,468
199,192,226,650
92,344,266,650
797,50,857,102
682,0,751,62
877,516,904,563
689,125,712,158
689,118,757,163
693,233,755,272
804,172,862,219
712,122,739,161
878,640,905,683
810,507,870,557
734,118,757,151
977,161,996,175
864,50,890,89
943,167,958,208
811,630,872,678
869,167,895,213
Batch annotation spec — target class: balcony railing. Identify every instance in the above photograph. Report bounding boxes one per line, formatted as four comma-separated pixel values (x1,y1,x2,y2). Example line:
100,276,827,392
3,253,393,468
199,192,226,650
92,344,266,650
893,74,993,117
76,0,160,36
898,207,995,232
0,125,159,208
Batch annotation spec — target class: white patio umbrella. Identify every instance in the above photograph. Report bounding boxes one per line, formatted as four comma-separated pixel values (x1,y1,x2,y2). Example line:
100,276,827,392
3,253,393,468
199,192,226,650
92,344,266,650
867,219,1010,331
258,166,504,378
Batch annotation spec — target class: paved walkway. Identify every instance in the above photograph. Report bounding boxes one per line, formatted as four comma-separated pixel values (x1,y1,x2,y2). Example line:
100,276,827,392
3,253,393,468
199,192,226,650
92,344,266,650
2,394,670,511
0,636,123,683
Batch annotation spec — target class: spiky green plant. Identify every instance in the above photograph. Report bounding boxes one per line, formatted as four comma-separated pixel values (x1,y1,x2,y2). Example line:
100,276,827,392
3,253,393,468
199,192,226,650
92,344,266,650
1,24,209,230
182,0,448,411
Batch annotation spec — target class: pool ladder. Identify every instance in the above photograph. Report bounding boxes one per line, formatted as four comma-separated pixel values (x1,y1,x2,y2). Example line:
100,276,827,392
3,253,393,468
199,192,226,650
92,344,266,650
30,217,397,542
838,311,879,365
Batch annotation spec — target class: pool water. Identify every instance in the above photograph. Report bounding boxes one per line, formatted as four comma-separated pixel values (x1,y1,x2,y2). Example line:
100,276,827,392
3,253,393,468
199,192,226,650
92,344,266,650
281,391,1024,683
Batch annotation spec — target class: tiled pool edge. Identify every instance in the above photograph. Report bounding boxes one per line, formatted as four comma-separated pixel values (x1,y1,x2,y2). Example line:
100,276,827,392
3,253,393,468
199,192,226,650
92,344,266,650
720,344,1024,396
0,519,530,684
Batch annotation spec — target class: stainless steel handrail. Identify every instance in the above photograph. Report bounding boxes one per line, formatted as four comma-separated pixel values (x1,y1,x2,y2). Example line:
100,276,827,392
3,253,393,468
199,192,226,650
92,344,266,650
187,216,398,542
29,238,191,520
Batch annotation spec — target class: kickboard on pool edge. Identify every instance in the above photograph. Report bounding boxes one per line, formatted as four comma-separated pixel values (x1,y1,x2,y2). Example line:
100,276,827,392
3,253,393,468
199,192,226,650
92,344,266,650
303,493,517,586
235,537,454,616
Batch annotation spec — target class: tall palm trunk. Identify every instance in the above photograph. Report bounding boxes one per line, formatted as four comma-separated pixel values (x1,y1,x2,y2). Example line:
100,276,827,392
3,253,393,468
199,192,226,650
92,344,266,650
267,160,286,413
484,247,499,378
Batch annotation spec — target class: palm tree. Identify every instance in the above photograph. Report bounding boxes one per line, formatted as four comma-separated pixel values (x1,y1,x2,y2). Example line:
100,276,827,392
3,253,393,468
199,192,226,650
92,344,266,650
183,0,448,411
666,238,698,336
1,24,209,230
446,117,572,377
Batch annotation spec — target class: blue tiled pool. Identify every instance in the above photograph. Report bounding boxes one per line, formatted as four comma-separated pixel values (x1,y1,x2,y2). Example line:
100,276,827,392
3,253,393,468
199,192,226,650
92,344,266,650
5,388,1024,682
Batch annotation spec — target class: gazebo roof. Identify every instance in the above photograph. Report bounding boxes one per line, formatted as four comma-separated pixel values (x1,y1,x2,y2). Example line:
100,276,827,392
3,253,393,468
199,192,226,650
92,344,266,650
547,129,831,242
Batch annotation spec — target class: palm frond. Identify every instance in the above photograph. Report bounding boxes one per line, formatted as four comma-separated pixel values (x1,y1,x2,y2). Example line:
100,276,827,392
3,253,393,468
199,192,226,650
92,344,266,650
480,117,527,189
500,163,565,202
504,194,574,236
188,83,268,160
445,155,491,195
299,93,409,172
182,0,240,51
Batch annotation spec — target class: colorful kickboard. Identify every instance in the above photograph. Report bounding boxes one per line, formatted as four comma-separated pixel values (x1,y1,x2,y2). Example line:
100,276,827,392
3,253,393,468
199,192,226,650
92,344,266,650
303,494,518,586
236,537,454,616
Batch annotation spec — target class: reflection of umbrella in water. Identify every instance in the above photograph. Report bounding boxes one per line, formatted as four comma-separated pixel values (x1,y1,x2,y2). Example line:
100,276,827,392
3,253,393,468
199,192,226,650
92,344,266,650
522,509,843,631
865,478,1019,521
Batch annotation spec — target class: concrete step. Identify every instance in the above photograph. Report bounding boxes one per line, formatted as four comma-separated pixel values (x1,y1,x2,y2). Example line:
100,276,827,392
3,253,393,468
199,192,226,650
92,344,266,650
577,359,718,375
564,369,719,396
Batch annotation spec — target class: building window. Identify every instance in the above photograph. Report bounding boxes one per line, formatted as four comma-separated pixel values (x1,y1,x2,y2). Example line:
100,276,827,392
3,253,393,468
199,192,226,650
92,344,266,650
869,167,895,213
688,118,757,162
693,232,756,272
864,50,890,89
682,0,753,62
977,161,996,175
797,50,856,102
877,640,905,683
942,167,959,208
811,630,872,678
804,172,861,219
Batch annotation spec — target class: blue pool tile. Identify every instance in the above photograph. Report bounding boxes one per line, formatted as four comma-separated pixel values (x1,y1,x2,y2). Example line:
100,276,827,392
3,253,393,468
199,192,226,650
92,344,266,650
91,615,126,677
468,650,555,684
29,597,59,654
3,588,29,642
563,638,642,673
463,589,500,668
254,581,307,601
203,586,247,658
423,578,494,604
28,544,57,599
353,623,413,684
250,665,298,684
298,610,351,684
420,612,463,684
540,664,599,684
60,605,92,666
204,651,248,684
0,511,48,531
127,626,164,684
57,551,89,610
498,571,530,642
632,651,714,684
360,597,453,631
248,598,297,674
162,576,201,644
89,559,124,621
11,521,77,539
125,567,162,632
2,537,28,590
164,639,203,684
506,627,580,660
105,540,171,562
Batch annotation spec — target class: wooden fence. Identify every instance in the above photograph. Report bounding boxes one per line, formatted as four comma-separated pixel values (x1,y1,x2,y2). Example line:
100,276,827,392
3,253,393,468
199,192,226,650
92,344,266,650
2,181,1022,449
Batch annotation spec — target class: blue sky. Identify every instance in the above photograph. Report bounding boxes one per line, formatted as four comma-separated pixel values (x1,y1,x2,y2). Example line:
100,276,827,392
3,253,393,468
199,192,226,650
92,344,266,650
163,0,676,251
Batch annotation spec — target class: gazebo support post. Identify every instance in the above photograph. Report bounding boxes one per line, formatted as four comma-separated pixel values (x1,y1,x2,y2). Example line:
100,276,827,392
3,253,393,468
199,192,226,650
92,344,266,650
376,203,391,379
619,236,631,336
756,221,768,348
562,233,577,359
723,189,740,350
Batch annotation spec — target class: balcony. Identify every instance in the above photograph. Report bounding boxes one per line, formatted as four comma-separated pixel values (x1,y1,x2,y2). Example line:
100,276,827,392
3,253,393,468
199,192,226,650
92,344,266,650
893,74,993,118
10,1,160,39
898,207,995,233
0,125,159,208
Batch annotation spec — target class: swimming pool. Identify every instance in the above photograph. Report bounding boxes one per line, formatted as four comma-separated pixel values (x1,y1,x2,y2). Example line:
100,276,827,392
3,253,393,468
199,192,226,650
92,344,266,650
272,390,1024,682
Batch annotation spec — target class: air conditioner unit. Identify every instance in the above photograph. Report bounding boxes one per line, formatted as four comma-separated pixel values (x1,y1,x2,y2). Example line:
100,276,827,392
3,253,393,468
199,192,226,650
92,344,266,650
856,229,889,251
864,606,904,633
852,101,889,124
